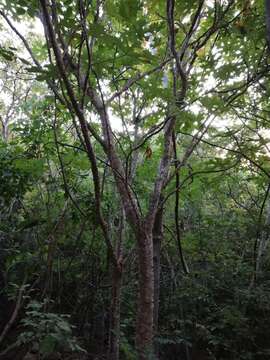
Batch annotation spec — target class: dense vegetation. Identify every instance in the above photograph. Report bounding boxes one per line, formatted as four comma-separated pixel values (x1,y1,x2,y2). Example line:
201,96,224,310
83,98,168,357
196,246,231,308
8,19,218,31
0,0,270,359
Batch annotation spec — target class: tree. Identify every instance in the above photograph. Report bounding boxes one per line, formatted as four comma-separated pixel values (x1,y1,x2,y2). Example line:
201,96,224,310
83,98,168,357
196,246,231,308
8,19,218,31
1,0,270,359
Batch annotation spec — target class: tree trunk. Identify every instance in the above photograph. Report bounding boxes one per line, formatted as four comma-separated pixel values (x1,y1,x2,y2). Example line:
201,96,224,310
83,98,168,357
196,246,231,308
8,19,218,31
107,210,124,360
153,205,163,357
135,225,154,360
107,265,122,360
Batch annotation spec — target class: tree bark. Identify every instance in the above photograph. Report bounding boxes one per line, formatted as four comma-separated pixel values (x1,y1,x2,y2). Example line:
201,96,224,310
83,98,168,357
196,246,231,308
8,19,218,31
153,205,163,358
107,265,122,360
107,211,124,360
135,225,154,360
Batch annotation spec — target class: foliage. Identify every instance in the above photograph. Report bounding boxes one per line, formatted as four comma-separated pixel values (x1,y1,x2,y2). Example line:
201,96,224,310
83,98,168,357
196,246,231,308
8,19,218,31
18,300,85,357
0,0,270,359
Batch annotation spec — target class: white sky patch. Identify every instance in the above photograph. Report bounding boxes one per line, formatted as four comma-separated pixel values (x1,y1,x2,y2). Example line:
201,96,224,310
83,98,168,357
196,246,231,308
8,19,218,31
109,109,123,131
1,17,43,48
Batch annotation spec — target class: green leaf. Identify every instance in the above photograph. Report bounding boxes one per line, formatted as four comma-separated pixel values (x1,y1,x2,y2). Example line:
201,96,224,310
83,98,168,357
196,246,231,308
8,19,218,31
40,335,56,355
18,57,31,65
119,0,140,21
